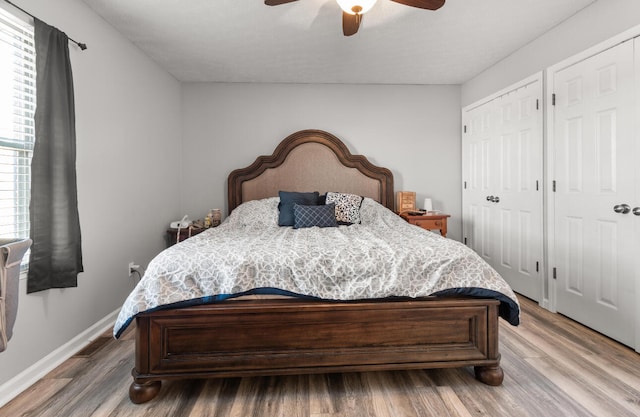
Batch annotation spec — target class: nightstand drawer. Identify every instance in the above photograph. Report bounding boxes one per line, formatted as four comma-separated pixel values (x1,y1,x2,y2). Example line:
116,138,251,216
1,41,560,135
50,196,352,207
399,212,451,238
414,219,442,229
166,227,205,247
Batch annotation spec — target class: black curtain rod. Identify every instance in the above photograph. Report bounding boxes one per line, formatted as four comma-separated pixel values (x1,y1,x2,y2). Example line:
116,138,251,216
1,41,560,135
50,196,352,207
4,0,87,50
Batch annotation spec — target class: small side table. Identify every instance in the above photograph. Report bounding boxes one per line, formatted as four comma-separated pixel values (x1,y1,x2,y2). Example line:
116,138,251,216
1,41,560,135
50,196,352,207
166,226,205,247
399,212,451,238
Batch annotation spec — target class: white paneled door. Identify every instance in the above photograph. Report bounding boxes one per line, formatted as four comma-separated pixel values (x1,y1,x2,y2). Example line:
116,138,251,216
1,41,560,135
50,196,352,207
463,99,495,264
551,40,636,347
635,36,640,352
462,75,543,301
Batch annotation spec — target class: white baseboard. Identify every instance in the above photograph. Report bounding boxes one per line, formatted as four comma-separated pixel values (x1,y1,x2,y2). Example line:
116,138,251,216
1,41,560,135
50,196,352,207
0,309,119,408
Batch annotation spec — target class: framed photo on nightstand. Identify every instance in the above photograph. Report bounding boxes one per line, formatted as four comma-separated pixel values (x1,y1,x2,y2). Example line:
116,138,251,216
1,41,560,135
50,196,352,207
396,191,416,213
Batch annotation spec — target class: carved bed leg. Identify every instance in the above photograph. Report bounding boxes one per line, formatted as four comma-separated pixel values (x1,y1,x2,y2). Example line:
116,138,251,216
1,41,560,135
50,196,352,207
474,365,504,386
129,379,161,404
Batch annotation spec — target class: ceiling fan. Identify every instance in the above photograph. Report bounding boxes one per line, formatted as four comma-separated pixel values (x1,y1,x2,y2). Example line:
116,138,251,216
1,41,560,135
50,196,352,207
265,0,445,36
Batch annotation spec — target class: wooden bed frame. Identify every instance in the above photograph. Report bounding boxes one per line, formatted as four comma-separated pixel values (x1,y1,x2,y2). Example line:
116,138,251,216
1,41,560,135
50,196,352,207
129,130,504,404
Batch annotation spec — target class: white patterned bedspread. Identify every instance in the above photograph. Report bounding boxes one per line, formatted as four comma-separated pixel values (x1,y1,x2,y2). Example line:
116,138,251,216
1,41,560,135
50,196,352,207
114,198,519,338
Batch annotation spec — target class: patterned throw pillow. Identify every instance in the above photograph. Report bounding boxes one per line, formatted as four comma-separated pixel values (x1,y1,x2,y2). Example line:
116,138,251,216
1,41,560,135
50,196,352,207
278,191,320,226
293,203,338,229
325,192,364,225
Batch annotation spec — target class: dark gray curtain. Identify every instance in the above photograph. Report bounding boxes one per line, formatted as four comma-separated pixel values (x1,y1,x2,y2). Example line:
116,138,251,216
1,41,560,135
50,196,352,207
27,19,83,293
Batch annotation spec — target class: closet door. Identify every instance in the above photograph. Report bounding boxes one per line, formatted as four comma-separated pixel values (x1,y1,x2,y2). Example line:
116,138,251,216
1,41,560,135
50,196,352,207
462,100,497,263
462,76,543,301
634,38,640,352
492,87,543,299
552,40,636,347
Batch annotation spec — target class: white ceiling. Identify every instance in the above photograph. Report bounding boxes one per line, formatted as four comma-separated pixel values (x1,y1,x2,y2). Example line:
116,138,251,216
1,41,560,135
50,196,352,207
80,0,597,84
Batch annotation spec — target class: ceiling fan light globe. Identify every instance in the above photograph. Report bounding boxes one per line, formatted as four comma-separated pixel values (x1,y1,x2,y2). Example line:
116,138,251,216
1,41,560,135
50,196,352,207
336,0,377,15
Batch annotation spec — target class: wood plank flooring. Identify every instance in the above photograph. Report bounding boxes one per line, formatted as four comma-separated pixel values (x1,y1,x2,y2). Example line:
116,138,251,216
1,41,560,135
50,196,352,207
1,296,639,417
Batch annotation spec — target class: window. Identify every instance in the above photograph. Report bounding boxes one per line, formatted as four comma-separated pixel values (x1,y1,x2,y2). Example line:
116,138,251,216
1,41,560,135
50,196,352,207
0,7,35,269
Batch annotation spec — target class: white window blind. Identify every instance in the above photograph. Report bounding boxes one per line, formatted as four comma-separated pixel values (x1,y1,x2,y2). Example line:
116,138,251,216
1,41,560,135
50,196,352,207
0,7,35,268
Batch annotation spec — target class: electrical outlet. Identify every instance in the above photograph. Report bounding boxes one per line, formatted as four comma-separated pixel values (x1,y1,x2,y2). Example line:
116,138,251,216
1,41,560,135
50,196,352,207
128,262,136,277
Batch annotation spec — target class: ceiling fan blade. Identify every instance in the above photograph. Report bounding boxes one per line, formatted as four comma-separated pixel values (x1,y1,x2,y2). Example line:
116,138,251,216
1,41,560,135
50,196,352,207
264,0,298,6
390,0,445,10
342,12,361,36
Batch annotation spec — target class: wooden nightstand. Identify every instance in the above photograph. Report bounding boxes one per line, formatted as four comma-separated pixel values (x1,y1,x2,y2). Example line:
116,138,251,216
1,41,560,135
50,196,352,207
399,212,451,238
166,226,205,247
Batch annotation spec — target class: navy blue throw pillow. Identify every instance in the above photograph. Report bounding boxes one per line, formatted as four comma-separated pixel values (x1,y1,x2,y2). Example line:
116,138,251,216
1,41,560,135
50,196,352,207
293,203,338,229
278,191,320,226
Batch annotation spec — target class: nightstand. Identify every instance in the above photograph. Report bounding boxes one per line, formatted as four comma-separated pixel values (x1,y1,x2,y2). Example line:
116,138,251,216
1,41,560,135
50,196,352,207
399,212,451,238
166,226,205,247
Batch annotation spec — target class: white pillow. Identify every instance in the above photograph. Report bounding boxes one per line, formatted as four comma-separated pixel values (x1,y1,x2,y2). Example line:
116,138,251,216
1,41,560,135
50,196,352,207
225,197,280,228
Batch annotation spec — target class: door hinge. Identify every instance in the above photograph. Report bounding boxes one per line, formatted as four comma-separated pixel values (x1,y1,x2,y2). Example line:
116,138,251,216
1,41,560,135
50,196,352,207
463,125,467,133
464,181,467,189
464,237,468,245
552,180,556,192
536,261,539,272
536,180,539,191
553,267,557,279
552,93,556,106
536,99,539,110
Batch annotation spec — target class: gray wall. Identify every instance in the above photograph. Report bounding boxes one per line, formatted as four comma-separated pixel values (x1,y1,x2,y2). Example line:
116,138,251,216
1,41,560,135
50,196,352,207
462,0,640,106
180,83,463,240
0,0,182,386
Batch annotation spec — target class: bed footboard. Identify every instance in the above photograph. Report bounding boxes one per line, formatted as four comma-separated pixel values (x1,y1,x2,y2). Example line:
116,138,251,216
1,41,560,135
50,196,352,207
130,297,502,404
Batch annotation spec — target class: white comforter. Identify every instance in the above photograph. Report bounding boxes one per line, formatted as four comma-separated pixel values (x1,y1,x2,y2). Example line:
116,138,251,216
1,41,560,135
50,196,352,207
113,198,519,337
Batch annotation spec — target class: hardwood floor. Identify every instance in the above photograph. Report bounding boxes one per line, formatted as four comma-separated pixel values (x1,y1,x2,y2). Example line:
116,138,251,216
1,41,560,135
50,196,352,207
1,296,639,417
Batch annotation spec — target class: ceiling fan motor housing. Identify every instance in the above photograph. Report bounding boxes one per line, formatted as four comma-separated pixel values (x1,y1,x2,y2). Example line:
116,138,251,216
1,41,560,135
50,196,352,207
336,0,378,15
265,0,446,36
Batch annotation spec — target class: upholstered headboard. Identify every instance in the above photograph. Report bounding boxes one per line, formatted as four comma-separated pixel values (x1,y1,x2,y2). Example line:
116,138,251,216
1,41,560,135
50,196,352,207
227,130,394,213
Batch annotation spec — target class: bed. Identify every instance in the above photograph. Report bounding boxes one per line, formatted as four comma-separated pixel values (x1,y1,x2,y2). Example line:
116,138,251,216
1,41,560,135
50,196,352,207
116,129,520,404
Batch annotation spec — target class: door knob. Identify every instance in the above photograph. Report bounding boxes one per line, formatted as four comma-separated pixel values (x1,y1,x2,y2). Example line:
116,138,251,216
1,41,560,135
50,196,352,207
633,207,640,216
486,195,494,202
613,204,631,214
494,196,500,203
